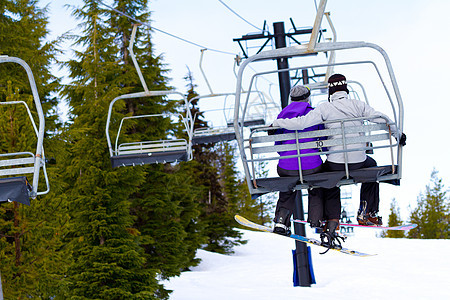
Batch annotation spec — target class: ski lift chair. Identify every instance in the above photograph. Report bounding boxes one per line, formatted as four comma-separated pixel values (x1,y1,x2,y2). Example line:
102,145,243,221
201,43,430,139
226,89,278,128
0,56,50,205
106,90,193,168
190,93,237,145
191,90,277,145
233,42,404,197
193,48,272,145
105,25,192,167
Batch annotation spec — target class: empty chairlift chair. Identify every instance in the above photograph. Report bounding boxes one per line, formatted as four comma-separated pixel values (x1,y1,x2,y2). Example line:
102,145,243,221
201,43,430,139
106,90,193,168
190,90,275,145
105,24,192,167
0,56,50,205
190,93,238,145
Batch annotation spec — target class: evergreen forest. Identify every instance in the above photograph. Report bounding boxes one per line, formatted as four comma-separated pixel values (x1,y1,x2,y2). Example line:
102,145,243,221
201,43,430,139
0,1,265,298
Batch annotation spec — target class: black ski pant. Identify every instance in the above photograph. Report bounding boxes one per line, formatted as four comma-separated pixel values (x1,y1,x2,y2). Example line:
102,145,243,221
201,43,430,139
306,185,341,225
275,165,341,224
324,156,380,213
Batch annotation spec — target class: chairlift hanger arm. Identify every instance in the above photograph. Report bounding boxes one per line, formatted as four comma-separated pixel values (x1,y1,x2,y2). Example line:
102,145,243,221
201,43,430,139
308,0,328,52
199,49,214,94
129,24,149,93
0,102,51,198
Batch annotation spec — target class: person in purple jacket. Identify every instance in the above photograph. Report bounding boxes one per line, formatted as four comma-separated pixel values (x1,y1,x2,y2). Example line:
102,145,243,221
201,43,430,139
272,85,341,241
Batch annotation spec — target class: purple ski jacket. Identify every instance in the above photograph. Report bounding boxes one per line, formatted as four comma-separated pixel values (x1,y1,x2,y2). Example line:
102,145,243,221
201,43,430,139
275,101,324,171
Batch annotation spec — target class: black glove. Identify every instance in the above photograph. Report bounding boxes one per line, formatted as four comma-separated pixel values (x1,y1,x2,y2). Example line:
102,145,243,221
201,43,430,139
267,124,276,135
399,133,406,146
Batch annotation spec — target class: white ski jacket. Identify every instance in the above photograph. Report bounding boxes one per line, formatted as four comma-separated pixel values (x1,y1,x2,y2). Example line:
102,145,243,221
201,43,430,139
272,91,397,164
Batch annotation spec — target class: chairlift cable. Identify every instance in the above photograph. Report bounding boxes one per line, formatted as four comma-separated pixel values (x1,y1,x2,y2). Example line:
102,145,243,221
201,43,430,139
93,0,237,56
217,0,269,34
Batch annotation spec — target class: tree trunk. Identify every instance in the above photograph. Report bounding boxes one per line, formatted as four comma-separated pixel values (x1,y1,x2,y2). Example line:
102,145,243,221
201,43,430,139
13,202,21,267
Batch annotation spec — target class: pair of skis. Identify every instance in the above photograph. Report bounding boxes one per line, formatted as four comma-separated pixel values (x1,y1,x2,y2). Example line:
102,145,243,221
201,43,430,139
235,215,417,257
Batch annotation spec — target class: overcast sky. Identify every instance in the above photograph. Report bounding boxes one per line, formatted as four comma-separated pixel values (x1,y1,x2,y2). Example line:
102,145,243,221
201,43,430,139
39,0,450,219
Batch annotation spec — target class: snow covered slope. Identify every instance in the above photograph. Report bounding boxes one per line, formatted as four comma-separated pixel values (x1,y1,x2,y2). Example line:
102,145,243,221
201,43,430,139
164,228,450,300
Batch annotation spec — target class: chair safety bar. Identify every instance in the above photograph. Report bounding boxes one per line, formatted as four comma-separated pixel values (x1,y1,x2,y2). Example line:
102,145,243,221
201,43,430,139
244,116,399,195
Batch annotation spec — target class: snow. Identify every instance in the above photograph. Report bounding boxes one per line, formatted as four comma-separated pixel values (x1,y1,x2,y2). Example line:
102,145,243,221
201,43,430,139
164,228,450,300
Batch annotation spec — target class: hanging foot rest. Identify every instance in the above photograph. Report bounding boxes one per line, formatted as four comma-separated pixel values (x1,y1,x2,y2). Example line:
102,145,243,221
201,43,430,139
111,151,188,168
112,139,189,167
0,176,32,205
192,127,236,145
192,132,236,144
255,165,398,192
227,118,265,128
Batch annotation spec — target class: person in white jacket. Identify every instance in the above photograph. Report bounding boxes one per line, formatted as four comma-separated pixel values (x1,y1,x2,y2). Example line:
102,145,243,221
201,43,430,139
273,74,406,226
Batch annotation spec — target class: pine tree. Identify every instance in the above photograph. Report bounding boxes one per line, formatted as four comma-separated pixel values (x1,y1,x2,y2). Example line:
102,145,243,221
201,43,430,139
131,163,205,283
205,141,247,254
60,1,162,298
407,169,449,239
131,69,206,280
106,2,207,295
380,199,405,238
0,0,63,298
181,70,248,254
236,160,275,225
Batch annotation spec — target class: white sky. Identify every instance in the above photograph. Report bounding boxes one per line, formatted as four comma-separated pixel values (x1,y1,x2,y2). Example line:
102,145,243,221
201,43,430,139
39,0,450,220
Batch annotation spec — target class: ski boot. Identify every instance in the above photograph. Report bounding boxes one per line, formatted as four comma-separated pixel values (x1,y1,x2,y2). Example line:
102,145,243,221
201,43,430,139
319,220,346,254
273,208,292,236
357,201,382,226
367,212,383,225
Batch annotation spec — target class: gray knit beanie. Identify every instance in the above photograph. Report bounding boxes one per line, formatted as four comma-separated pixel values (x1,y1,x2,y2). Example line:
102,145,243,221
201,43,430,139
290,85,310,102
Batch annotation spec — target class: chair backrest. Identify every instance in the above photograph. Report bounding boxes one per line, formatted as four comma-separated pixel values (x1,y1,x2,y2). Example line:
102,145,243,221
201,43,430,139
243,116,398,195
